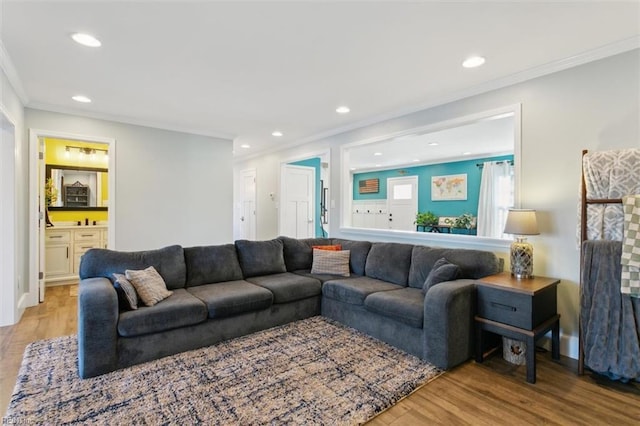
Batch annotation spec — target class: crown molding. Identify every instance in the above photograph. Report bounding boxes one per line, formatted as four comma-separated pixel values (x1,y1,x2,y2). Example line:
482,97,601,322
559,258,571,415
26,102,236,141
234,35,640,163
0,39,29,105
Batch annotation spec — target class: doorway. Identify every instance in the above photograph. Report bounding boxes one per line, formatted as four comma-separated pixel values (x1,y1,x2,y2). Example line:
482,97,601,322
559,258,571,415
387,176,418,231
279,164,315,239
29,129,116,304
238,168,257,240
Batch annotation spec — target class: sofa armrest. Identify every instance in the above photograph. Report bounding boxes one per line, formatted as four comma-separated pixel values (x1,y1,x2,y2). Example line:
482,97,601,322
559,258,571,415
78,277,119,378
423,279,476,369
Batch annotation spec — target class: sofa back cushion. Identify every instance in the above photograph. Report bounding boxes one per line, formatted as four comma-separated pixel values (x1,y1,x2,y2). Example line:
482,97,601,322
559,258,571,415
184,244,244,287
333,239,372,276
408,245,501,288
235,239,287,278
279,236,334,271
79,245,187,290
364,242,414,286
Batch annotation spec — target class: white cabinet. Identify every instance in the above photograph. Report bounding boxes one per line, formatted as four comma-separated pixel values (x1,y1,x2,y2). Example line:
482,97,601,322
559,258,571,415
45,226,107,285
45,230,72,278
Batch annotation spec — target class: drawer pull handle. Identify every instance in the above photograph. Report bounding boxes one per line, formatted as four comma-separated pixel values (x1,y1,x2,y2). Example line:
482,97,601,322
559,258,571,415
80,246,92,249
81,234,93,237
490,302,516,312
50,235,63,239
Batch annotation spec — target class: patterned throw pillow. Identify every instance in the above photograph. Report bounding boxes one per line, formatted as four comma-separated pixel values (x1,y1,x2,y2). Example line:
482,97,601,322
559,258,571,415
113,273,139,310
125,266,173,307
311,249,350,277
422,257,460,294
311,244,342,251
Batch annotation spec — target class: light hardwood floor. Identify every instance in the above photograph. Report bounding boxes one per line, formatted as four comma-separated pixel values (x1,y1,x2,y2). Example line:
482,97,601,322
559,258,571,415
2,285,639,424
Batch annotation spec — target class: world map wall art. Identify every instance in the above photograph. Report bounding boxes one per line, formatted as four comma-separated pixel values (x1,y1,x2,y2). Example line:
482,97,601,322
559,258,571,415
431,174,467,201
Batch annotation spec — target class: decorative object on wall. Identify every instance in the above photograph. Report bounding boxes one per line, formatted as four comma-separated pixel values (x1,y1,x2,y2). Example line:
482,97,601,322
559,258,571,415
431,174,467,201
504,209,539,279
359,178,379,194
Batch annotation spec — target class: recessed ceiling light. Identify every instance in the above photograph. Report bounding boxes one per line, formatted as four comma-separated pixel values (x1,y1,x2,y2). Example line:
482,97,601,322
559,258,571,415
412,159,420,162
72,95,91,103
336,106,350,114
350,167,357,171
272,131,283,137
240,144,251,149
375,164,381,167
462,151,471,155
428,142,439,146
373,152,382,156
71,33,102,47
462,56,485,68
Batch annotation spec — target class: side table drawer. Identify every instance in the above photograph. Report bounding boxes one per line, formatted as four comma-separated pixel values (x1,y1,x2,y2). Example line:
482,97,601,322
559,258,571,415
477,285,557,329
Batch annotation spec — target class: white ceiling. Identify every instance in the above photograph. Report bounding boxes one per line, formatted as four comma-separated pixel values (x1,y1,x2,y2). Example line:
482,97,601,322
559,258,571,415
2,1,639,160
348,113,514,171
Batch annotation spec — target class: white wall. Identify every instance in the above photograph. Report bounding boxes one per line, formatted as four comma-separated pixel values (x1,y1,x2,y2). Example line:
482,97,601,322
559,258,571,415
25,109,234,250
235,49,640,358
0,66,27,325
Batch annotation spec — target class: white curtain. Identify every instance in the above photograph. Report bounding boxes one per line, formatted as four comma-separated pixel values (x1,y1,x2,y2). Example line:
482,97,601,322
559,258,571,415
477,161,514,238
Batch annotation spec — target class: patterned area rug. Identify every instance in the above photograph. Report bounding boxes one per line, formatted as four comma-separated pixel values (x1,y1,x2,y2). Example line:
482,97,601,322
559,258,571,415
5,317,442,425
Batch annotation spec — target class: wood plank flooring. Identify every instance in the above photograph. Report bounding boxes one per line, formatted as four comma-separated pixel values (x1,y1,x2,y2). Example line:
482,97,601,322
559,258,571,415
2,285,638,424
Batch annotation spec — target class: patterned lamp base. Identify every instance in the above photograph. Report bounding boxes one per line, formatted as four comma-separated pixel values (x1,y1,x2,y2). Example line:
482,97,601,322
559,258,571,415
510,237,533,279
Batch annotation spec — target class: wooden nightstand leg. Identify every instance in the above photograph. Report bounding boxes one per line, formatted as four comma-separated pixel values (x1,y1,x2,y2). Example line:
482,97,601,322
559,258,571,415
526,335,536,384
552,318,560,360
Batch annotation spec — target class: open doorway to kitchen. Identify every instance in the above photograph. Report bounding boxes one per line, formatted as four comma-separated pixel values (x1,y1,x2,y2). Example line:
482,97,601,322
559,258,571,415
29,129,116,303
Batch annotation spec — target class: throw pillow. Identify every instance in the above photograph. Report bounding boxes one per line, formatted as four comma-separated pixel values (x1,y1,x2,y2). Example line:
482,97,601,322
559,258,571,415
311,244,342,251
113,273,139,310
422,257,460,294
311,249,350,277
125,266,173,306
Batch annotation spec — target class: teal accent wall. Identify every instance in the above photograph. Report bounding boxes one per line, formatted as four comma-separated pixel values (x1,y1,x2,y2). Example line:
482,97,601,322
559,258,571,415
353,155,513,218
289,157,325,237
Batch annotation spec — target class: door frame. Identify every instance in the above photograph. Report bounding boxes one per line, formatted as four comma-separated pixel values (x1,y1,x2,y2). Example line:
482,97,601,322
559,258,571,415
238,168,257,240
28,128,116,305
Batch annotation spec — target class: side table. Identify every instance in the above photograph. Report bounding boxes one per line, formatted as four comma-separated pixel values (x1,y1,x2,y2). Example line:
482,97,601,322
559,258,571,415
474,272,561,383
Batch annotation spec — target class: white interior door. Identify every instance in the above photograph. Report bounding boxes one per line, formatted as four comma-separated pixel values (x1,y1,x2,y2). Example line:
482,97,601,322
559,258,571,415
280,165,315,238
239,169,257,240
387,176,418,231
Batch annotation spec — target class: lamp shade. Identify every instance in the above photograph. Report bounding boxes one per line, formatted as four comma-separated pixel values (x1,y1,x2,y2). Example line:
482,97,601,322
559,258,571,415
504,209,539,236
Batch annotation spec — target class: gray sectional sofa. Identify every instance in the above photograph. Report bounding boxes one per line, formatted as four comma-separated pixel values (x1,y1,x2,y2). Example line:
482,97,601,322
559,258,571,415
77,236,500,378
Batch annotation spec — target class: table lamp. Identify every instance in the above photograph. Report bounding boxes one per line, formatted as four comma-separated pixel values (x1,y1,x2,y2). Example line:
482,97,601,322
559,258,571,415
504,209,539,279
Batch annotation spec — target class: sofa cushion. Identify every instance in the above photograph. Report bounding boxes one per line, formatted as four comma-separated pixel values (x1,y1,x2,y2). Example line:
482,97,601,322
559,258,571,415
294,270,363,283
408,245,501,288
323,276,402,305
311,249,350,277
422,257,461,294
184,244,244,287
235,239,287,278
246,272,321,303
333,239,371,276
113,273,138,310
279,236,334,271
364,287,425,328
125,266,173,307
364,242,414,286
117,289,208,337
187,280,273,318
79,245,187,290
